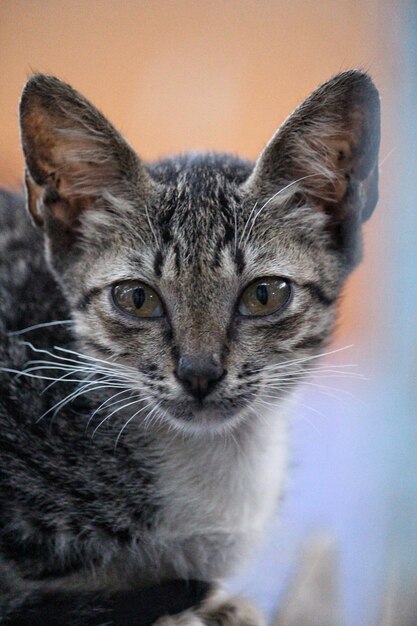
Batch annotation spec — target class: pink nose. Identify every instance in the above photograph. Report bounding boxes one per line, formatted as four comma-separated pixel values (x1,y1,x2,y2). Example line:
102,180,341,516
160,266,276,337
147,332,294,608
176,354,225,401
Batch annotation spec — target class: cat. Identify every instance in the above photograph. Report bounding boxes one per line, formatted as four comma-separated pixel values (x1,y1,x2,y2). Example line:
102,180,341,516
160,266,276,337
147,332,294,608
0,70,380,625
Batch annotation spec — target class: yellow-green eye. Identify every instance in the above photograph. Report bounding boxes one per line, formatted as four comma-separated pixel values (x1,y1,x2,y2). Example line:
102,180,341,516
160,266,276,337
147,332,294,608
112,281,164,318
238,277,291,317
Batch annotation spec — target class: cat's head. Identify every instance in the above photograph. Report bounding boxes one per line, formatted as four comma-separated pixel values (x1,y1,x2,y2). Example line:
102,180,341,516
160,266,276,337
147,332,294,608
19,71,379,435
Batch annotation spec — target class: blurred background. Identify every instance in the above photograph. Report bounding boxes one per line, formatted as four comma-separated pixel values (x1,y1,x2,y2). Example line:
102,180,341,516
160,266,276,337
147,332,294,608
0,1,416,624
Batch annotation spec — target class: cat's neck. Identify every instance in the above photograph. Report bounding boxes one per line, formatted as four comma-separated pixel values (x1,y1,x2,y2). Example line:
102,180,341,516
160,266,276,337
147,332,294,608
141,399,293,580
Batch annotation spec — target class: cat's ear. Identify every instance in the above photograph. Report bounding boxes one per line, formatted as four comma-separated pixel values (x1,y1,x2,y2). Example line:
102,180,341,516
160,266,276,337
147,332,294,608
20,74,154,228
244,70,380,224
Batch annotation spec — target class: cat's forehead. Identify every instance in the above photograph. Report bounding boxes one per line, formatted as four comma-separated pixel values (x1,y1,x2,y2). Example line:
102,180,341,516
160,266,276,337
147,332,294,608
147,153,252,189
84,151,336,292
90,153,331,285
148,154,253,267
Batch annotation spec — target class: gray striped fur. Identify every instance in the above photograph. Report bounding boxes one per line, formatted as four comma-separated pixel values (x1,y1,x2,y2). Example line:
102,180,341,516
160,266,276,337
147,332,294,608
0,70,379,624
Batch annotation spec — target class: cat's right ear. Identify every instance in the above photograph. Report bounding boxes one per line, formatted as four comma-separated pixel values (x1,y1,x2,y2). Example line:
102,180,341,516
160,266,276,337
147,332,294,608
20,74,154,228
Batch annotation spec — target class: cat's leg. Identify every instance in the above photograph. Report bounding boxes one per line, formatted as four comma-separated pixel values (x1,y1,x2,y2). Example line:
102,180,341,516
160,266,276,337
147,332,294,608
155,588,265,626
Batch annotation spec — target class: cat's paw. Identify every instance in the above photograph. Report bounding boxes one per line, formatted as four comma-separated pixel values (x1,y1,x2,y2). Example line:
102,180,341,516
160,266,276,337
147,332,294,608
197,590,265,626
155,590,264,626
155,609,205,626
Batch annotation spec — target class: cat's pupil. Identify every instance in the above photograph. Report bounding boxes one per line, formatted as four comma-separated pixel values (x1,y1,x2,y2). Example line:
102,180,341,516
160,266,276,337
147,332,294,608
256,284,268,306
132,287,145,309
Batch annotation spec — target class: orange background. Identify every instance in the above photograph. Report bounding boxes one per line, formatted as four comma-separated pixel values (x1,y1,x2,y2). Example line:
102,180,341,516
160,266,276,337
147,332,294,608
0,0,395,336
1,3,414,622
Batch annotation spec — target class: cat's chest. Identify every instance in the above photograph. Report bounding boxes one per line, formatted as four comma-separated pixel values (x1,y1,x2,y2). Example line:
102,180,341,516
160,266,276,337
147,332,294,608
151,412,289,576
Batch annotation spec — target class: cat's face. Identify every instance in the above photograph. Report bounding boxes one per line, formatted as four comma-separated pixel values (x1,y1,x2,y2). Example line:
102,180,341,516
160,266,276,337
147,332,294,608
19,72,380,434
55,157,339,433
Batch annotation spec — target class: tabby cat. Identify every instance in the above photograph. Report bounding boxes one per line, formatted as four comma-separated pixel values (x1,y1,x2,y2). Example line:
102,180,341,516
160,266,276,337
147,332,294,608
0,70,380,625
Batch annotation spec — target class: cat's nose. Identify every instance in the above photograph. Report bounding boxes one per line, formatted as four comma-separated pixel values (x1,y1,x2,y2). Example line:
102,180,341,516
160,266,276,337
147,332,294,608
176,353,225,402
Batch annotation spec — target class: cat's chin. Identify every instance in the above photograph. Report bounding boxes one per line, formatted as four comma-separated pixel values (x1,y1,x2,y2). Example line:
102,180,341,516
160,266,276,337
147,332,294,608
161,403,247,436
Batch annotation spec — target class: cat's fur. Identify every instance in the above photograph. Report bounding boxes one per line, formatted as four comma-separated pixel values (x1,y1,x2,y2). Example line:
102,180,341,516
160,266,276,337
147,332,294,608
0,70,380,624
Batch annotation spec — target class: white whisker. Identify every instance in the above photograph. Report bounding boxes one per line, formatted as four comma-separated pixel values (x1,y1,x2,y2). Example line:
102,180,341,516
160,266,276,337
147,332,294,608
86,389,133,431
0,367,87,384
54,345,135,371
242,174,320,246
92,395,152,439
141,402,163,433
379,146,396,171
42,368,92,393
260,344,354,372
298,402,327,420
144,203,160,249
264,369,366,383
232,202,238,256
257,397,323,435
114,400,157,449
23,361,138,386
7,320,74,336
37,380,124,423
239,200,258,247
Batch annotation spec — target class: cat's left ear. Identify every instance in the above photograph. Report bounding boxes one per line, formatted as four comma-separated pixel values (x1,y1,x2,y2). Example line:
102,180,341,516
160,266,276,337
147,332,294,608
243,70,380,225
20,74,155,228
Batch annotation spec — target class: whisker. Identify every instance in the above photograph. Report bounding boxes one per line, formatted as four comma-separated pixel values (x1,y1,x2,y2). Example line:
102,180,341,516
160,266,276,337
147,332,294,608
298,413,323,436
259,345,354,372
86,388,133,431
263,364,361,376
42,368,91,394
232,202,238,256
140,401,163,435
36,380,125,423
92,395,152,439
242,174,320,246
239,200,258,247
265,378,343,394
21,342,97,368
297,401,327,421
264,370,366,382
379,146,396,171
54,346,135,371
0,367,87,384
144,203,160,249
21,342,123,373
22,349,140,386
7,320,74,336
17,366,128,389
53,346,140,378
257,397,323,435
23,361,138,385
114,400,157,449
19,344,141,395
0,341,157,432
263,380,363,406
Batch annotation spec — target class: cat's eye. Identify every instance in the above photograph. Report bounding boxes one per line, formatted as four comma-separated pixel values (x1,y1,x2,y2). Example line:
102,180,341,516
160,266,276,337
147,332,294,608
112,281,164,319
238,277,291,317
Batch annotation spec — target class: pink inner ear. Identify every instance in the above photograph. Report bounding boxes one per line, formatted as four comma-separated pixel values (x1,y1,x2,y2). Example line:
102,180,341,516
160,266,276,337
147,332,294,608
242,71,379,225
22,97,114,195
25,166,95,229
24,172,45,226
46,195,87,227
22,106,116,226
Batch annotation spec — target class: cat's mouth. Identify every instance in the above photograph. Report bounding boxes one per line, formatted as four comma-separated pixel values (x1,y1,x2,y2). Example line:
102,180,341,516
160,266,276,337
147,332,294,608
159,397,248,433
